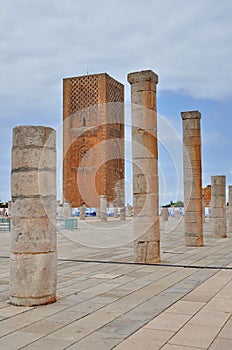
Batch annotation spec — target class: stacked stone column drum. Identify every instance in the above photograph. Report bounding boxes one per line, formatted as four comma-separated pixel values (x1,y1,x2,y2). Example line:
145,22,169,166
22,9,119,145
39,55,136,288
127,70,160,263
161,208,169,221
10,126,57,306
229,186,232,234
181,111,203,247
100,195,107,222
211,176,227,238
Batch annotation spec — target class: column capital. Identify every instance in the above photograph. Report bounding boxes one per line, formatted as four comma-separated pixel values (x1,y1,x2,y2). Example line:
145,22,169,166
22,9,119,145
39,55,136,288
127,70,158,85
181,110,201,120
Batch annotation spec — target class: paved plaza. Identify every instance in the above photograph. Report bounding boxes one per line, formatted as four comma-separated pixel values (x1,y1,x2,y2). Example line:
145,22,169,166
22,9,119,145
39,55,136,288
0,217,232,349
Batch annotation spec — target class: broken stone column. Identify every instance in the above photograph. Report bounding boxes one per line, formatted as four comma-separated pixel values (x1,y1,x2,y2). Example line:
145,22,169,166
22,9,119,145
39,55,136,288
63,201,71,217
128,70,160,263
113,207,118,218
229,186,232,234
181,111,203,247
120,207,126,220
175,209,181,219
100,195,107,222
79,204,86,220
10,126,57,306
161,208,169,221
211,176,227,238
57,205,64,217
126,204,132,217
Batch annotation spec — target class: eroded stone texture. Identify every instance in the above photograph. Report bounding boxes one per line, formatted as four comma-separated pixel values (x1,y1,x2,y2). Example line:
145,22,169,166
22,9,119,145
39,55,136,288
181,111,203,247
128,70,160,263
100,195,107,222
63,201,72,217
229,186,232,234
113,207,118,218
211,176,227,238
161,208,169,221
79,204,86,220
120,207,126,220
10,126,57,306
126,205,132,217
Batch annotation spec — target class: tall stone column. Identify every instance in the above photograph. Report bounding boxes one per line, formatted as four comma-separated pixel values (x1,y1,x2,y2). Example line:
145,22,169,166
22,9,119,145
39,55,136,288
211,176,227,237
229,186,232,234
181,111,203,247
128,70,160,263
100,195,107,222
10,126,57,306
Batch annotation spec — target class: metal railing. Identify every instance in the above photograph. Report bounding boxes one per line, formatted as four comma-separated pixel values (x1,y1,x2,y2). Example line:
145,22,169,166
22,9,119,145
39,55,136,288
0,218,11,232
57,218,78,231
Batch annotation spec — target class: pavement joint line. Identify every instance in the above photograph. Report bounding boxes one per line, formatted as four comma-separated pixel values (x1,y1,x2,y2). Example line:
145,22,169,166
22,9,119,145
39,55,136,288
1,255,232,270
57,258,232,270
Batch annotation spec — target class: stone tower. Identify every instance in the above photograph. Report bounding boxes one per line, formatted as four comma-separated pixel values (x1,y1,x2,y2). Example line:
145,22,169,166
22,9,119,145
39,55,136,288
63,73,124,208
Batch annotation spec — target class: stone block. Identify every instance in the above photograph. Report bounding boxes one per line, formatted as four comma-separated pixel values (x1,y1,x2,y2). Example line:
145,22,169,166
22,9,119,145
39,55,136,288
185,211,202,223
12,197,56,219
13,126,56,149
133,174,158,194
11,218,56,253
12,147,56,171
133,193,159,217
11,170,56,197
10,252,57,306
133,158,158,176
134,240,160,263
132,130,158,159
185,199,202,212
134,219,160,241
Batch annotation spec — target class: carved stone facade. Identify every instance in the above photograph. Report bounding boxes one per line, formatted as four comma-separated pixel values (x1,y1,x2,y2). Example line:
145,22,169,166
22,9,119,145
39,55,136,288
63,73,124,208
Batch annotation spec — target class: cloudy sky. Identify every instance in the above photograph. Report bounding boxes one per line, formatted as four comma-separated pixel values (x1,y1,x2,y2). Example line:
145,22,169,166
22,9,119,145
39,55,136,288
0,0,232,205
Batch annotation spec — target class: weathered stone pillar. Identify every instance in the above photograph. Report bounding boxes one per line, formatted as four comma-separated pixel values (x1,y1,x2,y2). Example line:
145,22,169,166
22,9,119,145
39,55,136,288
63,201,71,217
79,204,86,220
10,126,57,306
211,176,227,238
161,208,169,221
100,195,107,222
113,207,118,218
128,70,160,263
175,208,181,219
228,186,232,234
57,205,63,217
126,205,132,217
181,111,203,247
120,207,126,220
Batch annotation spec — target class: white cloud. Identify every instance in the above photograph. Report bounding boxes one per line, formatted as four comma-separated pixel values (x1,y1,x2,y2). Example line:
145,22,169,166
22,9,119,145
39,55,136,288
0,0,231,105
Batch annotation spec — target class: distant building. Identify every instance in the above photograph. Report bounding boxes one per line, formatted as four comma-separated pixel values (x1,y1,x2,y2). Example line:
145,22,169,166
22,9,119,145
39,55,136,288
202,185,211,207
63,73,124,208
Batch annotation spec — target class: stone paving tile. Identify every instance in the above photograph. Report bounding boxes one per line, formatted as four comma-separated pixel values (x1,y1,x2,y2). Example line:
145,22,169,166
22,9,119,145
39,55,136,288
164,300,205,315
113,328,174,350
168,323,220,348
161,344,203,350
189,309,230,328
1,220,232,349
145,311,191,332
217,316,232,339
209,337,232,350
